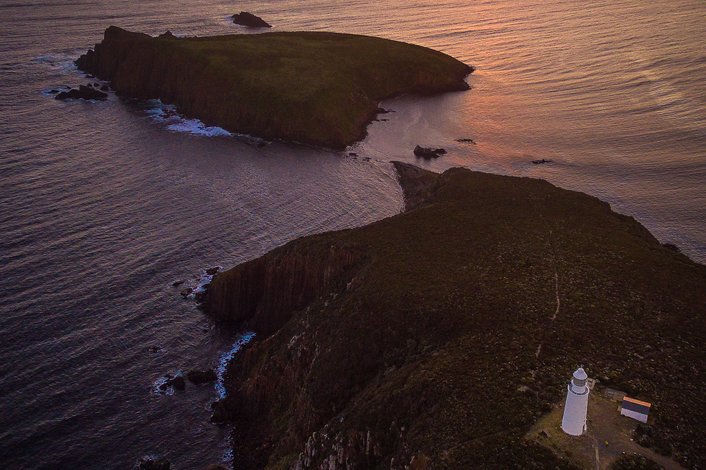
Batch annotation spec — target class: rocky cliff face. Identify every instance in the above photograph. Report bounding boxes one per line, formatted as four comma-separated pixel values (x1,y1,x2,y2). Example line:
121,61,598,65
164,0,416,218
75,27,473,148
205,165,706,469
204,239,365,336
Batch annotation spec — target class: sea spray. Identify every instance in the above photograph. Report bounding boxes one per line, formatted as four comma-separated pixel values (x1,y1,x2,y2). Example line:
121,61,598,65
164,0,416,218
144,100,233,137
215,332,256,399
222,447,234,469
174,266,221,301
193,268,221,297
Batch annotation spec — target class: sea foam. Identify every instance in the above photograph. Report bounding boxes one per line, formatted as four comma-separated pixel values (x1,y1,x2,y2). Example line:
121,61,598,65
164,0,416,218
215,332,256,399
152,371,184,396
144,100,233,137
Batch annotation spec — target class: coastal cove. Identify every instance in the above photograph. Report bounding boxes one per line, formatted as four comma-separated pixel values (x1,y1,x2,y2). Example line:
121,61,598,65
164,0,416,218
1,0,705,469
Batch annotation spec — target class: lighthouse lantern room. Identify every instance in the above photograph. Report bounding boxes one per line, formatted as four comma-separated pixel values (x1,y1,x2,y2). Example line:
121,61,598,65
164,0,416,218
561,367,590,436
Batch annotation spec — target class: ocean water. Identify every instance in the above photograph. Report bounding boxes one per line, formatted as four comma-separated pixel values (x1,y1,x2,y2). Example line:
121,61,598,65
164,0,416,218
0,0,704,468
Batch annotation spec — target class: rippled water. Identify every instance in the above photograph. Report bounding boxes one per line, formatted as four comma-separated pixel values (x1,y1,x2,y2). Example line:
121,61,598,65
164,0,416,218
1,0,704,468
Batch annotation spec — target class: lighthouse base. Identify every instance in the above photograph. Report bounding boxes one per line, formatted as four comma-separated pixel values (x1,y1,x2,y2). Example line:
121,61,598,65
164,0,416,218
561,384,589,436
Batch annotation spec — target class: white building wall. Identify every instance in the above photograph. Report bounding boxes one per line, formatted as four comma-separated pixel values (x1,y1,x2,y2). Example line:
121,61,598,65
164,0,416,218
620,408,648,423
561,383,590,435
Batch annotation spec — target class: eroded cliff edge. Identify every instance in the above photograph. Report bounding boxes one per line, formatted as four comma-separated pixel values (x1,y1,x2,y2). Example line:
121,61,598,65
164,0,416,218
76,27,473,148
205,164,706,469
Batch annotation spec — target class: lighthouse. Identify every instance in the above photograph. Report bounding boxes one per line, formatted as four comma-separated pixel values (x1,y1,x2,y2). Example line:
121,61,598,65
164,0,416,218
561,367,590,436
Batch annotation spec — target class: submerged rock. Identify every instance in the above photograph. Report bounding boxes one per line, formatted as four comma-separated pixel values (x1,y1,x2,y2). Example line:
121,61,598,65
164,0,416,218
194,285,209,303
55,85,107,101
167,376,185,391
531,158,552,165
456,138,476,144
205,267,220,276
231,12,271,28
138,457,170,470
414,145,447,159
210,400,231,423
180,287,193,298
187,369,217,385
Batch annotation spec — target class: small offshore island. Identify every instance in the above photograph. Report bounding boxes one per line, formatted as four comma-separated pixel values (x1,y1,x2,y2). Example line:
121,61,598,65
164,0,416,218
75,27,473,148
203,164,706,469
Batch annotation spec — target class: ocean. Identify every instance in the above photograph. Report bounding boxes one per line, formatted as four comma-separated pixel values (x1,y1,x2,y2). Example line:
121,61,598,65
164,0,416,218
1,0,704,468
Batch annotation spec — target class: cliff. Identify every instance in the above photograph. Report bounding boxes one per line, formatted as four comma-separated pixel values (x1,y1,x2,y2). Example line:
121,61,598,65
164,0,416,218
75,27,473,148
203,240,365,337
206,164,706,469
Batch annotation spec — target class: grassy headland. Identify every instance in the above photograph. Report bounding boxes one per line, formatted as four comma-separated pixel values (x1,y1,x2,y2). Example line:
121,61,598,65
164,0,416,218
205,164,705,469
76,27,472,148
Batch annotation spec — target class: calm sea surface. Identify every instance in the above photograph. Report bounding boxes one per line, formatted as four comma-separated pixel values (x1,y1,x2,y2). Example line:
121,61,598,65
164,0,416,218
1,0,704,468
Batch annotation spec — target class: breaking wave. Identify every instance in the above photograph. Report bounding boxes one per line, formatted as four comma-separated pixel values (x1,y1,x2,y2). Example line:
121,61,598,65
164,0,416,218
215,332,256,399
144,100,233,137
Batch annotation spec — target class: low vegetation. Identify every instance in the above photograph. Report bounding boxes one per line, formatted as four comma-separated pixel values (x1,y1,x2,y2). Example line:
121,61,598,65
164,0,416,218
206,163,706,468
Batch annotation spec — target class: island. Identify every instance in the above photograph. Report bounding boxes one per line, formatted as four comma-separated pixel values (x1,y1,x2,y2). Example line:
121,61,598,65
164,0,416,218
203,164,706,469
75,27,473,148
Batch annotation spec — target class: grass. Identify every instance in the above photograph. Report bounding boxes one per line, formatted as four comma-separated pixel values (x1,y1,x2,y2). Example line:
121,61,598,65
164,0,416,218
208,165,706,468
76,27,472,148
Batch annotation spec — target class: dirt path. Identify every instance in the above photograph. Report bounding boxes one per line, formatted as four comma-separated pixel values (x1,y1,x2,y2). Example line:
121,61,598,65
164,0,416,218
534,230,561,361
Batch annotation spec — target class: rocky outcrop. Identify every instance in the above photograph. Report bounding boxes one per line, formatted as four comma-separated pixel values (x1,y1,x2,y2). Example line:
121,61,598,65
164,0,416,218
158,374,185,392
392,161,440,211
231,12,271,28
168,376,185,391
55,85,107,101
74,27,473,148
413,145,446,159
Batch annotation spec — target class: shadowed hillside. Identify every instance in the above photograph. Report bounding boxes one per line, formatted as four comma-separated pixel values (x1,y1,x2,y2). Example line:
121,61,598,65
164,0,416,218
205,163,705,469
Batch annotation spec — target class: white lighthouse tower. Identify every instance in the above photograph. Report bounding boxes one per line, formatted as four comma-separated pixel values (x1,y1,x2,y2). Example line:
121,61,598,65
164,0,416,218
561,367,590,436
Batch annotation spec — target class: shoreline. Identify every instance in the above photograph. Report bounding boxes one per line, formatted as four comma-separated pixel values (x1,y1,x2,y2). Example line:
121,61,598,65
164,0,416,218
7,2,706,468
